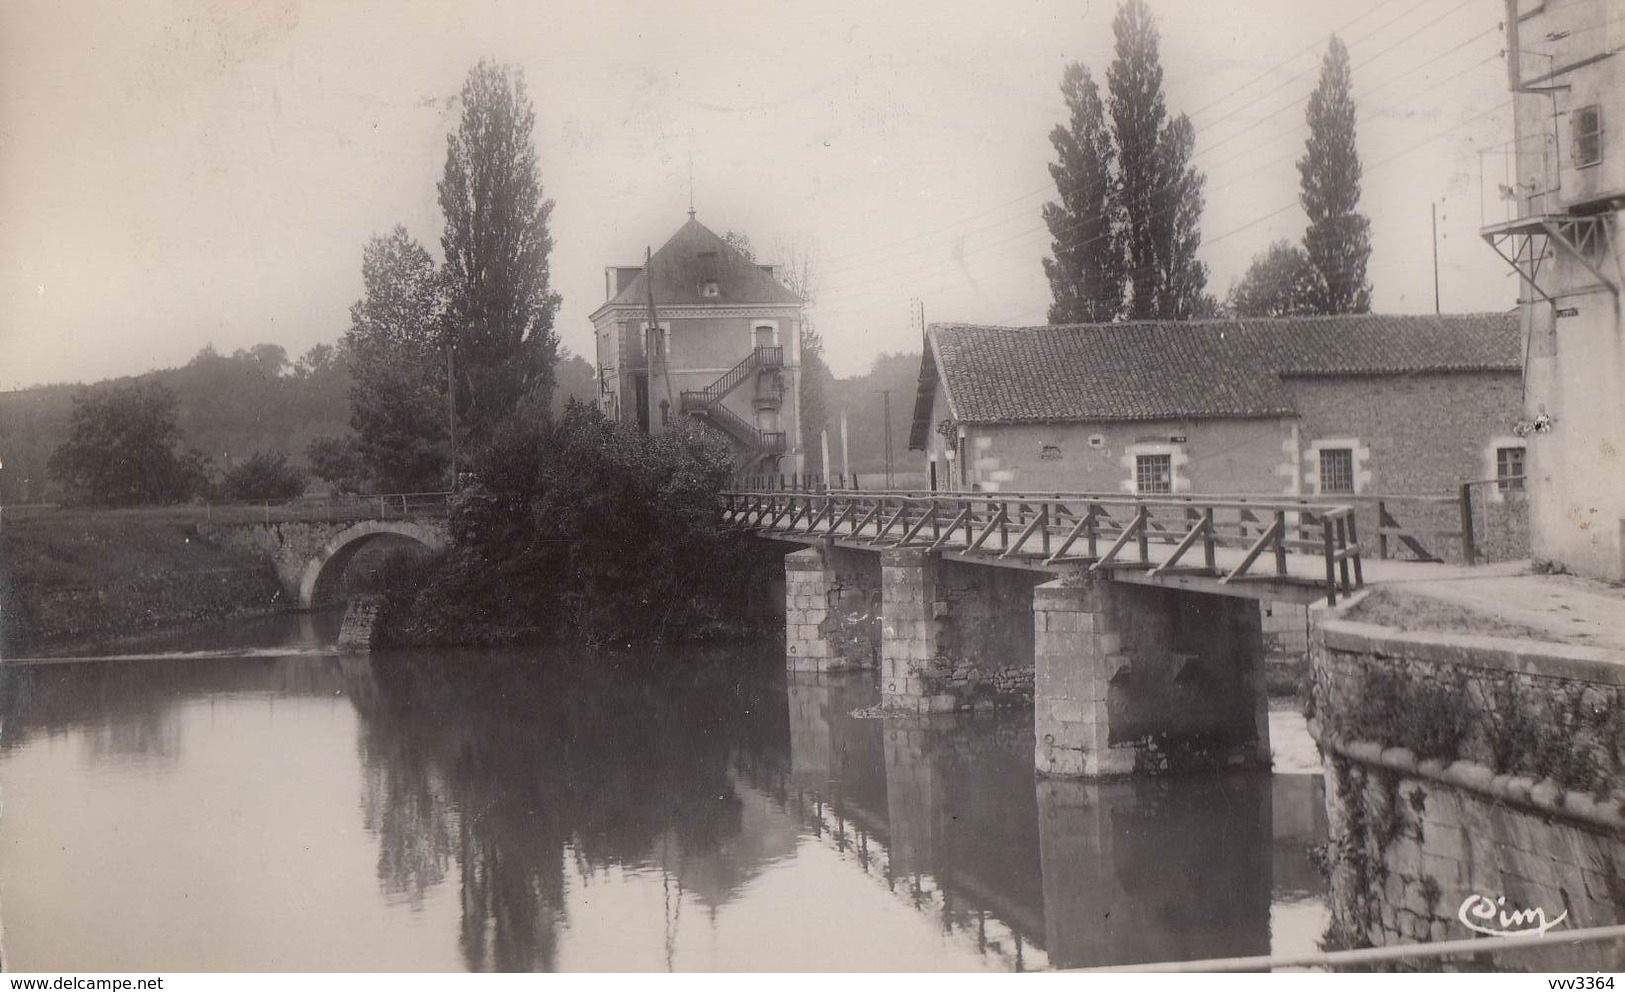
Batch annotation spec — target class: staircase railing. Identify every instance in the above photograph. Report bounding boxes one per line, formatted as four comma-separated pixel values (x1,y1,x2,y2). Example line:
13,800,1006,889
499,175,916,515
677,346,788,469
699,401,782,453
679,346,782,413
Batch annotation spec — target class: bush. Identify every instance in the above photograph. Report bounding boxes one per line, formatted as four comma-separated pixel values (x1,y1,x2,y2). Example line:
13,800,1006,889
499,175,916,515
48,380,211,506
379,399,761,647
219,450,307,502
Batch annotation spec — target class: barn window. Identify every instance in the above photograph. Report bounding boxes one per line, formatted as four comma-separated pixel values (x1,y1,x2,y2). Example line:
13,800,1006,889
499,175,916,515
1496,445,1526,492
1319,448,1355,494
1135,454,1172,494
1573,106,1602,168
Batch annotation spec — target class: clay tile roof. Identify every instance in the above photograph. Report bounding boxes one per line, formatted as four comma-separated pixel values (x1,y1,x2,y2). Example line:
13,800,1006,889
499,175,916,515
603,217,802,309
911,312,1519,446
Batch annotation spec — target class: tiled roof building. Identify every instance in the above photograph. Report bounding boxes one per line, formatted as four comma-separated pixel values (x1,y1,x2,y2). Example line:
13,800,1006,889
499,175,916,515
590,215,807,479
907,312,1527,564
910,313,1520,440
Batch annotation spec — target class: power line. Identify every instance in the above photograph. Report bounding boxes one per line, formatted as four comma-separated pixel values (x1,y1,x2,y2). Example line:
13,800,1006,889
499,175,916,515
819,93,1512,324
813,0,1422,273
816,0,1495,296
819,0,1469,281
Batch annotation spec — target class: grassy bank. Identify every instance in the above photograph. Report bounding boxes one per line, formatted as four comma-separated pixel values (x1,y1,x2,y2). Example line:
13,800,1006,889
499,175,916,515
0,509,284,657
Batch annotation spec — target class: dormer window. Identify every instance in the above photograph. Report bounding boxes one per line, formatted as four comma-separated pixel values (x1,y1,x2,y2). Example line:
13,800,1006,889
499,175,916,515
1573,106,1602,168
701,280,720,298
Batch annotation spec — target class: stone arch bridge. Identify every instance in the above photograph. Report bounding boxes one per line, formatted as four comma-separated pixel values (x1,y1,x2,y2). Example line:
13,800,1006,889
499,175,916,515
204,515,448,609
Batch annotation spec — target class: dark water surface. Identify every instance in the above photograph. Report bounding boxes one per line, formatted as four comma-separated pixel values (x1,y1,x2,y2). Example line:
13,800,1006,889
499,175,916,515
0,618,1328,972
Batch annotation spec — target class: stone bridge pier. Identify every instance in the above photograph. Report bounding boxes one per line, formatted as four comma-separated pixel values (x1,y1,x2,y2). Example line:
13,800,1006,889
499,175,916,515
1032,574,1269,777
782,548,1272,777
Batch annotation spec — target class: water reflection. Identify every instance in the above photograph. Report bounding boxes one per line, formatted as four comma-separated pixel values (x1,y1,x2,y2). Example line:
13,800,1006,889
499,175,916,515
0,641,1330,972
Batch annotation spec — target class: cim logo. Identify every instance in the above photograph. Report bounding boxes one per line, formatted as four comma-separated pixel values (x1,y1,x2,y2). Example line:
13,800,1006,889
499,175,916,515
1458,893,1569,938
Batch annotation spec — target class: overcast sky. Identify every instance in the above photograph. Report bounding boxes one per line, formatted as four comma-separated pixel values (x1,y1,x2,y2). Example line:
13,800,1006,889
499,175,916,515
0,0,1522,387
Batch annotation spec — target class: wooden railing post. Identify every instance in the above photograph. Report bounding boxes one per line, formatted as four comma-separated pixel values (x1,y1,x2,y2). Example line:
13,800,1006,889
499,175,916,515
1273,510,1288,575
1323,518,1337,606
1336,517,1352,592
1202,506,1216,571
1458,483,1477,566
1345,510,1364,588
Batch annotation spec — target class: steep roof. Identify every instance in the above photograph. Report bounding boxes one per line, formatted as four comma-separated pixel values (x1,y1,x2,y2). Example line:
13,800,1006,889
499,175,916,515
600,217,802,310
909,312,1520,448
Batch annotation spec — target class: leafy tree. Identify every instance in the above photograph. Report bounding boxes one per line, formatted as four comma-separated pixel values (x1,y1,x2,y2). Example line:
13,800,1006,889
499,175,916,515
47,380,209,506
219,450,307,502
1299,34,1371,314
306,435,371,494
1107,0,1211,319
722,230,756,261
439,60,562,441
1228,239,1319,317
343,227,451,493
550,350,600,416
381,400,758,646
1043,63,1123,324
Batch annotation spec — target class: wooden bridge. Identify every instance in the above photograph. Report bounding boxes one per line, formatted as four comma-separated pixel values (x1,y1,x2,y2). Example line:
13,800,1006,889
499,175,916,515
723,488,1368,606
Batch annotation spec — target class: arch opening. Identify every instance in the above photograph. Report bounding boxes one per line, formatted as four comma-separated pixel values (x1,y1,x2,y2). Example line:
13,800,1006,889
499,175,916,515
298,522,447,610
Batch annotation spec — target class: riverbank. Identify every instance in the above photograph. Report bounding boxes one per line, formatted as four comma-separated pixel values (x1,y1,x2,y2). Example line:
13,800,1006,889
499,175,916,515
0,510,286,657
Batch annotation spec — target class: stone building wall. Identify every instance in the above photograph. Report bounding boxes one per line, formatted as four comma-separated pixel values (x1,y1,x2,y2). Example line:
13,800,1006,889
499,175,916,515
1312,613,1625,969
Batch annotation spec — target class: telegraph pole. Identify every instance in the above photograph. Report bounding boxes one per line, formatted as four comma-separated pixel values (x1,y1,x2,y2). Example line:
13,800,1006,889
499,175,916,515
447,340,458,490
1432,201,1442,315
881,389,894,489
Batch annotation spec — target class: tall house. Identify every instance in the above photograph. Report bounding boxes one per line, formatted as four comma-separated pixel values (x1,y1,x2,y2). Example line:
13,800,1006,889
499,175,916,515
589,215,805,479
1480,0,1625,580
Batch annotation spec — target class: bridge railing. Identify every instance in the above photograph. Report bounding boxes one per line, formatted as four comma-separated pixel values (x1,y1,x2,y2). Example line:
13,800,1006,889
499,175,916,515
722,489,1365,604
728,483,1524,566
0,492,455,528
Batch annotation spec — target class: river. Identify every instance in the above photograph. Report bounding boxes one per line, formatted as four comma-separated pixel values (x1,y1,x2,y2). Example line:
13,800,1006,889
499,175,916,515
0,615,1329,972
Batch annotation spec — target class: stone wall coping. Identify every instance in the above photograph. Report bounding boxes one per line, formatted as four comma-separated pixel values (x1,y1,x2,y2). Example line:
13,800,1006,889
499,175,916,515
1308,718,1625,834
1321,618,1625,687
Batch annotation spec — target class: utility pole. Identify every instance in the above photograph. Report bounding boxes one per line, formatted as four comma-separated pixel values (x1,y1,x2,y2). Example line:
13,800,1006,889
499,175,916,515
1432,201,1442,315
447,340,458,490
840,409,851,488
881,389,894,490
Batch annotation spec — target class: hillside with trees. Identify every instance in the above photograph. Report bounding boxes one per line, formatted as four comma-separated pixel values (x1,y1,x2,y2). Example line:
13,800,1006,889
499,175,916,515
0,342,596,504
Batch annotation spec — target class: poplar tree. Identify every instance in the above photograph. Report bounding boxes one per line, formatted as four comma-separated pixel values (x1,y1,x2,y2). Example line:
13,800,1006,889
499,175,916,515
439,60,563,440
1043,63,1124,324
1106,0,1210,320
1298,35,1372,314
342,227,450,492
1150,113,1213,319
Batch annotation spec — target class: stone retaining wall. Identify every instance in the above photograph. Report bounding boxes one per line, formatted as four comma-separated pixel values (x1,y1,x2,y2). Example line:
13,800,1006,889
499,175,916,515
1312,612,1625,969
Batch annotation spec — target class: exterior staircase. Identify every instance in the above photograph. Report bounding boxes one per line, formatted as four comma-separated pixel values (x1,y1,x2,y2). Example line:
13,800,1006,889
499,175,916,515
680,346,786,471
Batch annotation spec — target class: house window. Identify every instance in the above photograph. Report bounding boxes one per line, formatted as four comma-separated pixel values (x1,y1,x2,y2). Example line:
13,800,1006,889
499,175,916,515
701,280,720,297
1496,445,1526,492
1573,106,1602,168
1135,454,1172,494
1319,448,1355,494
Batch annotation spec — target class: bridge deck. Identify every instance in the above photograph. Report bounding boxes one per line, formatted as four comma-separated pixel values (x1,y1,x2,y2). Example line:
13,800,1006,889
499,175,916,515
723,489,1443,605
